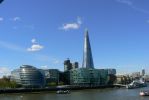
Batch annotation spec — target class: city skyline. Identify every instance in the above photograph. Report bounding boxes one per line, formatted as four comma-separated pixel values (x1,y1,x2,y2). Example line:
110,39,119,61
0,0,149,77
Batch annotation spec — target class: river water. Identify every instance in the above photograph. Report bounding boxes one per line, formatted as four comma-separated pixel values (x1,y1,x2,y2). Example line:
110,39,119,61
0,87,149,100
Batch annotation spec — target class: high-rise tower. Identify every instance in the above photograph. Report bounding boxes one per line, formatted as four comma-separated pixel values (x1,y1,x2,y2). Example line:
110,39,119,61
82,29,94,69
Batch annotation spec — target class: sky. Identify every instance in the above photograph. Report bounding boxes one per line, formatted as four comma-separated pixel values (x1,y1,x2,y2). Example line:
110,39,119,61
0,0,149,77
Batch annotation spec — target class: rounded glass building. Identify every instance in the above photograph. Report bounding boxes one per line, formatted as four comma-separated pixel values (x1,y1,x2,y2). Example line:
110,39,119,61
20,65,44,88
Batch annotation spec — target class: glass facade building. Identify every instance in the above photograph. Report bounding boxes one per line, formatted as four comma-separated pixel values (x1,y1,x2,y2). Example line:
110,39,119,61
69,68,116,86
10,69,21,84
82,30,94,69
20,65,45,88
70,68,90,86
42,69,60,85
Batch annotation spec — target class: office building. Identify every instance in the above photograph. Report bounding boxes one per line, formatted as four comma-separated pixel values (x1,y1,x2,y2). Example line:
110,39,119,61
64,59,72,71
142,69,145,76
82,29,94,69
72,62,79,69
20,65,45,88
10,69,21,84
42,69,60,85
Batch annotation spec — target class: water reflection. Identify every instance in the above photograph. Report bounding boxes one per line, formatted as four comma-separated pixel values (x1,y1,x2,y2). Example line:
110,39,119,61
0,87,149,100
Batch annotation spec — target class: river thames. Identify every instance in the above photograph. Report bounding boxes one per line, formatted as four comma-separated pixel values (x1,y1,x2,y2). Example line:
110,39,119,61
0,87,149,100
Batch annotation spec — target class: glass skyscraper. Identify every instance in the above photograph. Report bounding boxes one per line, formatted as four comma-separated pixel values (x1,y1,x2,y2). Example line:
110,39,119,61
82,29,94,69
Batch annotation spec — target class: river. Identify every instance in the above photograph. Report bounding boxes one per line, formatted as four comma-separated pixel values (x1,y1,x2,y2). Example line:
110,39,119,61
0,87,149,100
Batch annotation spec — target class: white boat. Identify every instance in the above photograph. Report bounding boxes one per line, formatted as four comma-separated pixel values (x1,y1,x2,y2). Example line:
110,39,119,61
56,90,70,94
126,80,147,89
140,91,149,96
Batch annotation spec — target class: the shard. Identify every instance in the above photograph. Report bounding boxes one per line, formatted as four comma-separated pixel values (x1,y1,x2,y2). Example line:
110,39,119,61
82,29,94,69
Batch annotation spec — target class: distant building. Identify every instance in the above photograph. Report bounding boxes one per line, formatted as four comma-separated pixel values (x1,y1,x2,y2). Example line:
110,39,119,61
89,69,101,86
64,59,72,71
72,62,79,69
10,69,21,84
11,66,61,87
11,65,45,88
63,30,116,86
116,75,132,85
131,72,141,79
64,59,79,71
142,69,145,76
98,69,108,85
70,68,90,86
66,68,116,86
82,29,94,69
42,69,60,85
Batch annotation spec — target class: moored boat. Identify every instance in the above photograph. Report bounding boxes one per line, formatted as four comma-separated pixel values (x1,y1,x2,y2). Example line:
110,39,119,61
140,91,149,96
126,80,147,89
56,90,70,94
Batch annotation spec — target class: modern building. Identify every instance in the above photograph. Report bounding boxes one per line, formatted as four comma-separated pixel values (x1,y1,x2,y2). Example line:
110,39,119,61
64,59,72,71
42,69,60,85
72,62,79,69
63,30,116,87
131,72,141,79
82,29,94,69
10,69,21,84
97,69,116,85
70,68,90,86
116,75,132,85
19,65,45,88
88,69,101,86
68,68,116,86
106,69,117,84
142,69,145,76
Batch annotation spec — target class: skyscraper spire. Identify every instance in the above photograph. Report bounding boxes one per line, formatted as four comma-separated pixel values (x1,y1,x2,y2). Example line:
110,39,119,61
82,29,94,69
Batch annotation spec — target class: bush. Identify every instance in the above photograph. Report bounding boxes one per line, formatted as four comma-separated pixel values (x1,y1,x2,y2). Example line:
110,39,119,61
47,82,57,86
0,77,22,88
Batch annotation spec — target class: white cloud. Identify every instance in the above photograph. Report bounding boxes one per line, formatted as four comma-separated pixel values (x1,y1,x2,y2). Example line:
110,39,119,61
61,23,80,30
31,38,37,44
0,17,4,21
60,17,82,31
27,38,44,52
0,67,11,78
27,44,44,52
11,17,21,21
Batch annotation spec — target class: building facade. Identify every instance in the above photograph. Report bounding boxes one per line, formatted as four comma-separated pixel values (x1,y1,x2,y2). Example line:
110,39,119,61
42,69,60,85
70,68,90,86
19,65,45,88
64,59,72,71
10,69,21,84
82,30,94,69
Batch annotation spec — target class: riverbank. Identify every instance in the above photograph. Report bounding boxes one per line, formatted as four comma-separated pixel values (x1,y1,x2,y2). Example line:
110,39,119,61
0,85,123,94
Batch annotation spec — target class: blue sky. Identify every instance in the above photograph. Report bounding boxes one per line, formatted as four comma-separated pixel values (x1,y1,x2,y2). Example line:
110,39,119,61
0,0,149,77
